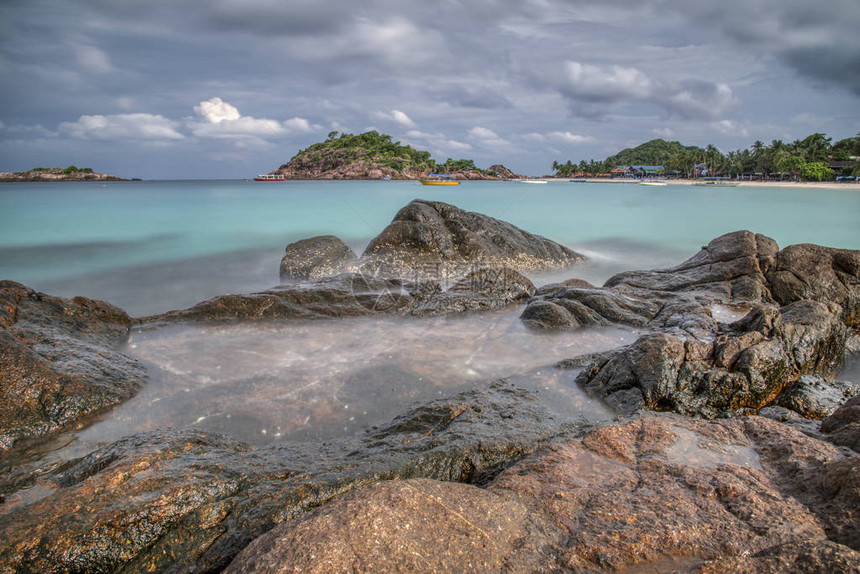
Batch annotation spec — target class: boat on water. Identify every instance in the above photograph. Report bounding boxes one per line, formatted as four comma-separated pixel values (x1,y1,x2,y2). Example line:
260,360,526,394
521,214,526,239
519,179,548,184
640,180,667,186
569,179,587,183
693,177,740,187
254,174,287,181
419,174,460,186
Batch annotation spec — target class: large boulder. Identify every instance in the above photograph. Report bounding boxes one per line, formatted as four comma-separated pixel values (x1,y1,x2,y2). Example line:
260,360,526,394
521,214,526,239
226,415,860,573
279,235,357,282
360,199,585,278
575,300,848,418
0,281,146,452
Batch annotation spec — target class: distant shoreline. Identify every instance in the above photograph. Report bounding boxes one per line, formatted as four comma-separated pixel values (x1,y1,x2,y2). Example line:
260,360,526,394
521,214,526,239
545,177,860,190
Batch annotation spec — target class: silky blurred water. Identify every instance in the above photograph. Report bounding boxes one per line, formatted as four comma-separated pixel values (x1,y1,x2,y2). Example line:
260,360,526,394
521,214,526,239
2,179,858,316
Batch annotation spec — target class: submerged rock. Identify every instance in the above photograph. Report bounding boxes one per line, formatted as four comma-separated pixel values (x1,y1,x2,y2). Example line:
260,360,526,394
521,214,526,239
526,231,860,419
279,235,357,282
0,281,146,453
226,415,860,573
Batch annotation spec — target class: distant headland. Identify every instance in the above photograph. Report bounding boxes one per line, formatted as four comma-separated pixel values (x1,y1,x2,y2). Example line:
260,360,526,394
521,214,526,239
0,166,127,182
268,131,519,180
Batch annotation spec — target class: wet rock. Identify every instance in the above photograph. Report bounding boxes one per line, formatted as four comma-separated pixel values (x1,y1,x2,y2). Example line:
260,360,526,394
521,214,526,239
150,266,533,324
227,415,860,573
768,243,860,326
0,382,575,573
520,300,579,330
741,416,860,551
604,230,778,300
693,540,860,573
225,478,555,574
279,235,357,282
821,395,860,451
360,199,585,278
520,231,859,420
410,267,535,316
777,375,859,419
576,301,847,418
0,281,146,453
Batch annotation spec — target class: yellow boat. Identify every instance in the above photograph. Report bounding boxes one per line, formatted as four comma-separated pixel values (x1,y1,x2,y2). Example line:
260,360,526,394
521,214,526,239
419,174,460,185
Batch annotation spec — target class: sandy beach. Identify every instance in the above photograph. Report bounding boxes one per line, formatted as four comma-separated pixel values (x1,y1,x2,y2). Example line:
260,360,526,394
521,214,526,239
562,178,860,190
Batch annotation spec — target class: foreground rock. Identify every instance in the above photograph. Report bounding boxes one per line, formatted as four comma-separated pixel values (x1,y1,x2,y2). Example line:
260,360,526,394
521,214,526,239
278,235,357,282
0,383,574,572
150,267,535,323
227,415,860,573
0,281,146,452
360,199,586,278
522,231,860,418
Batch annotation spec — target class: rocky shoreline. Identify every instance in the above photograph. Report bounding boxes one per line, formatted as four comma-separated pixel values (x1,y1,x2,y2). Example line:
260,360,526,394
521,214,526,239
0,199,858,572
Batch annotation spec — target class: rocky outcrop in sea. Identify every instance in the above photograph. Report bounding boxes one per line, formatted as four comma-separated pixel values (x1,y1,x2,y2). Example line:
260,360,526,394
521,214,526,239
524,231,860,419
0,201,857,573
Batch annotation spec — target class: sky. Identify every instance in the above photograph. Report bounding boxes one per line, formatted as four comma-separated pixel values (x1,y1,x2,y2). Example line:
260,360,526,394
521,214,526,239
1,0,859,179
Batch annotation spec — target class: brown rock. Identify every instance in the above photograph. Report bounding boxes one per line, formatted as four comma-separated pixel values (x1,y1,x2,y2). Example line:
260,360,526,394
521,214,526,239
227,416,860,572
225,479,555,574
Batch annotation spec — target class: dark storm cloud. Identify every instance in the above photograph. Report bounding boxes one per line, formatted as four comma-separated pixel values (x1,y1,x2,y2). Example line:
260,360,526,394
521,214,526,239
652,0,860,96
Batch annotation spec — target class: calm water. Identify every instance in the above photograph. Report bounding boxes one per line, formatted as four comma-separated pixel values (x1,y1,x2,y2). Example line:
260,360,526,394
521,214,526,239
2,179,858,316
0,180,858,480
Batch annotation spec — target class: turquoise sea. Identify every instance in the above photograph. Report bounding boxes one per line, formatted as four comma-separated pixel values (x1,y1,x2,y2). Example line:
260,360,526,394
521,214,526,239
2,179,859,316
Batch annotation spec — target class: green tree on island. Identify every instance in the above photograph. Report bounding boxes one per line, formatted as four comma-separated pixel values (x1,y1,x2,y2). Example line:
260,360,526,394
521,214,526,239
553,132,857,182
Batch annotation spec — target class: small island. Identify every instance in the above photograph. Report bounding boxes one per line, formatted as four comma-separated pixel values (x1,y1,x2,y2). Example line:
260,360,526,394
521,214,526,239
0,166,127,182
269,130,519,180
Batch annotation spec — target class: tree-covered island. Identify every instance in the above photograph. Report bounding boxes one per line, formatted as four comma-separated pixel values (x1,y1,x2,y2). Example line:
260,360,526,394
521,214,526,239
0,166,127,182
269,131,519,180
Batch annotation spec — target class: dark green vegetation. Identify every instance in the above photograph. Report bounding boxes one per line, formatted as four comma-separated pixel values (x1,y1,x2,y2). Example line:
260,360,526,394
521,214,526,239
20,166,94,174
285,131,485,175
553,133,860,181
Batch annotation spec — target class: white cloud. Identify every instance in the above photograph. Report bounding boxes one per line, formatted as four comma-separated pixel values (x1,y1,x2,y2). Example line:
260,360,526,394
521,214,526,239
373,109,417,128
194,97,241,123
189,97,318,140
653,127,675,139
547,131,594,144
562,61,655,102
468,126,511,149
59,113,184,141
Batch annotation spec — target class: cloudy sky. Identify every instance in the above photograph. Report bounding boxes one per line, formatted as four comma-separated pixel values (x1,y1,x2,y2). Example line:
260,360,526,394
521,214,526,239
1,0,859,178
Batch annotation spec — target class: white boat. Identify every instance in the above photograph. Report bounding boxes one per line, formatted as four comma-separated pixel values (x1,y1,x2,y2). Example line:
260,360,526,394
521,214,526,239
254,174,287,181
693,180,740,187
519,179,548,184
640,180,667,186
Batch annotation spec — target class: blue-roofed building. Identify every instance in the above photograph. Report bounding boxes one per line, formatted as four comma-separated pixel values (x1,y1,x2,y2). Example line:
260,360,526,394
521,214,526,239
630,165,664,177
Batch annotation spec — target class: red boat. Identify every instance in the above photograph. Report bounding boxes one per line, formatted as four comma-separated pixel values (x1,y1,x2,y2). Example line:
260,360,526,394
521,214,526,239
254,174,286,181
